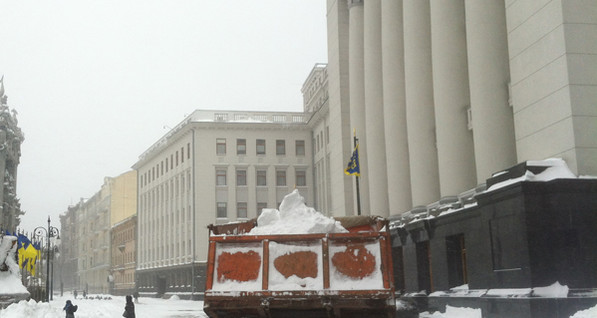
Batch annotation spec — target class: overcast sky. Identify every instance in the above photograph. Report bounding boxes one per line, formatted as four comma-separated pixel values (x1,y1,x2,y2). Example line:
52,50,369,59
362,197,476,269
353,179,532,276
0,0,328,232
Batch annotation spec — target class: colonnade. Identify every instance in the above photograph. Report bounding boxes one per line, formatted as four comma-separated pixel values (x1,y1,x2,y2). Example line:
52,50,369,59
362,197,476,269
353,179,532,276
343,0,516,216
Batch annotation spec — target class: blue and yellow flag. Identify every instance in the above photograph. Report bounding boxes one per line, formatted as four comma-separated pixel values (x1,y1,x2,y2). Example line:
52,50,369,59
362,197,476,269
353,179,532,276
344,144,360,176
17,234,40,276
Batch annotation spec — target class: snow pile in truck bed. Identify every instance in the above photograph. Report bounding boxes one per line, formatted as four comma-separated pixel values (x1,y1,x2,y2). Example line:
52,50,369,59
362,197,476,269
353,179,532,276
249,190,347,235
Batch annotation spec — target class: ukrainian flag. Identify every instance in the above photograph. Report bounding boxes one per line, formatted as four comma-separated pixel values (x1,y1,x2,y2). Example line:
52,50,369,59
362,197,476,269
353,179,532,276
344,144,360,176
17,234,39,276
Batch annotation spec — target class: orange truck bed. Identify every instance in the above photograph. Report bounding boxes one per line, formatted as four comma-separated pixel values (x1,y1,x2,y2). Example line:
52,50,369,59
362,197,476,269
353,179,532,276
203,216,396,318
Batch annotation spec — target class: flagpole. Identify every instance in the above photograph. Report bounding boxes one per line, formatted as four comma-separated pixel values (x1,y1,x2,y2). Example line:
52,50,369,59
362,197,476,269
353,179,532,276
353,134,362,216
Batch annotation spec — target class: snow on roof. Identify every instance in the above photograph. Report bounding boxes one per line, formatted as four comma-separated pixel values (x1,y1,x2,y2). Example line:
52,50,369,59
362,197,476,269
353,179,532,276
391,158,595,229
486,158,577,192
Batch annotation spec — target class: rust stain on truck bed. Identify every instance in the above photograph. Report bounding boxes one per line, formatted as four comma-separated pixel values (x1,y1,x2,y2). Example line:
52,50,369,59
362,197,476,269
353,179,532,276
217,250,261,282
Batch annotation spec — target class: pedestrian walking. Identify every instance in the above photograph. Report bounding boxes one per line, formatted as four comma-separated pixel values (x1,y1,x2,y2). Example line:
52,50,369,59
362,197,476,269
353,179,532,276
122,295,136,318
73,289,77,299
63,300,78,318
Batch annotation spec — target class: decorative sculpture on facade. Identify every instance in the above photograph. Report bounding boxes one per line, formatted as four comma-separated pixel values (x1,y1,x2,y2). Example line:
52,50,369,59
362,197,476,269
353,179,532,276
0,76,24,231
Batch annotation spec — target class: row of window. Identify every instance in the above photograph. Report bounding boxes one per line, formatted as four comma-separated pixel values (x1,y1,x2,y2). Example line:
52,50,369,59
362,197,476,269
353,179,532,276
314,126,329,154
112,227,134,245
112,251,135,266
114,272,135,285
217,138,305,156
139,240,191,266
216,201,269,219
141,143,191,187
216,169,306,187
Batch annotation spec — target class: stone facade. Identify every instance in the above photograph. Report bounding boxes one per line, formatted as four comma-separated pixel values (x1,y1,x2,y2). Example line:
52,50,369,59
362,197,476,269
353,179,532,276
324,0,597,217
60,170,136,294
392,163,597,317
58,205,80,293
0,77,24,231
110,215,136,296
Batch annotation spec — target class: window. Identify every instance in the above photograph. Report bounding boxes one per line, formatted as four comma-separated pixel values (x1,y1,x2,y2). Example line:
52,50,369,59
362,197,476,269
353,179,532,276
276,140,286,155
187,143,191,159
216,170,226,186
256,170,267,186
216,138,226,155
296,170,306,186
237,202,247,218
446,234,467,288
257,202,267,216
295,140,305,156
416,241,432,293
236,169,247,186
237,139,246,155
181,147,184,163
276,170,287,186
217,202,227,218
256,139,266,155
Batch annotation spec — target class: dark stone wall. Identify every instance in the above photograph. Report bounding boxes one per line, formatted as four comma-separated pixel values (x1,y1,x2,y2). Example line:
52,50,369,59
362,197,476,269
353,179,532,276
136,263,207,299
392,179,597,316
522,180,597,288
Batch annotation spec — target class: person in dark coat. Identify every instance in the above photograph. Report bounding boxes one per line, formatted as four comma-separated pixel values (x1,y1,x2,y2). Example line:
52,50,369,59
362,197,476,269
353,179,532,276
123,295,136,318
63,300,78,318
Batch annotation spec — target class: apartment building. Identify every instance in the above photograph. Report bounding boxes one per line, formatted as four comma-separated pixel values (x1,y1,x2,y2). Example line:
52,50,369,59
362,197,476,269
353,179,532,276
66,170,137,294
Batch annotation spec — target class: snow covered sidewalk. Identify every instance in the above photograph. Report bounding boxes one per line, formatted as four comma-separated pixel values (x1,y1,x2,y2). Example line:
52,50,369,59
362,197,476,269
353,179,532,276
0,294,208,318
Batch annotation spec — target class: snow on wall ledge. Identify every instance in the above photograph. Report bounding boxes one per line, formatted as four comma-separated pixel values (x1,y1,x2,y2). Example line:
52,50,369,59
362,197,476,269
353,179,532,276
486,158,579,192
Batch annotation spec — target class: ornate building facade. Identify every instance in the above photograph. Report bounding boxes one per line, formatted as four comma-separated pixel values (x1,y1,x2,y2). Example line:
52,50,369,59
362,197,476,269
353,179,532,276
0,77,24,231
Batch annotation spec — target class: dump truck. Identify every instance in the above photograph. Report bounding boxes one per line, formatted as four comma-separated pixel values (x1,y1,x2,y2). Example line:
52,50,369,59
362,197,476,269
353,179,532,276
203,216,396,318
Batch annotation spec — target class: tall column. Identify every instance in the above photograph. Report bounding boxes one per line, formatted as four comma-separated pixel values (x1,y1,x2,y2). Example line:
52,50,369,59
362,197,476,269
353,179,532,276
403,0,440,206
325,0,354,217
381,0,411,215
430,0,476,196
348,0,370,215
364,0,389,217
465,0,516,182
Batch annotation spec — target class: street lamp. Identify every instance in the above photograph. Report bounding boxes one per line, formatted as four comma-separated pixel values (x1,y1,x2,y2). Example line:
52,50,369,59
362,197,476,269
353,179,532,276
34,216,60,302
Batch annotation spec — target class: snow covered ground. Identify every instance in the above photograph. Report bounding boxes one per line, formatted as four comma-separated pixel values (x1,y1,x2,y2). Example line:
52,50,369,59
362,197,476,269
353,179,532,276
0,294,209,318
420,306,482,318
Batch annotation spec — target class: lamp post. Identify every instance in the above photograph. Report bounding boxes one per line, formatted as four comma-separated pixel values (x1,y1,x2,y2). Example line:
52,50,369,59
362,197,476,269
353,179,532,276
34,216,60,302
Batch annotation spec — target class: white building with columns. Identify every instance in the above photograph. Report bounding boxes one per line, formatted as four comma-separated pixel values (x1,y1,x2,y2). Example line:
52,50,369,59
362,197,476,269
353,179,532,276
132,0,595,297
323,0,597,217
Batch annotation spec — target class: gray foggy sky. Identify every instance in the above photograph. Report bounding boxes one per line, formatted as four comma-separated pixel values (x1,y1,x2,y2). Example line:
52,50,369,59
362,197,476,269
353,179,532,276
0,0,328,232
